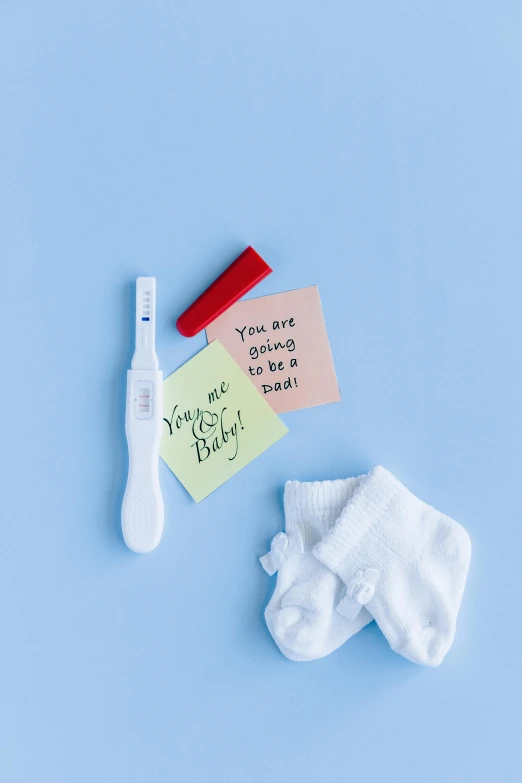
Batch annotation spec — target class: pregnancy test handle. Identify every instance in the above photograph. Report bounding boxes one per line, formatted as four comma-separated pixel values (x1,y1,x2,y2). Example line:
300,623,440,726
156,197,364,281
122,369,164,553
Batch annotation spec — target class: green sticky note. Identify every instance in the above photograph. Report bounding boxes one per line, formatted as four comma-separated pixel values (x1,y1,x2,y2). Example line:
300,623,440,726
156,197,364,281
160,340,288,502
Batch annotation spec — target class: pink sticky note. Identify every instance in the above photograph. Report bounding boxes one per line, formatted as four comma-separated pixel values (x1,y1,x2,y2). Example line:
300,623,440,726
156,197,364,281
206,286,341,414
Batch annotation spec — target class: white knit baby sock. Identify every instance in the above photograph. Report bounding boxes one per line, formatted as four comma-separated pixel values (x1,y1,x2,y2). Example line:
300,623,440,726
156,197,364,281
260,477,373,661
313,466,471,667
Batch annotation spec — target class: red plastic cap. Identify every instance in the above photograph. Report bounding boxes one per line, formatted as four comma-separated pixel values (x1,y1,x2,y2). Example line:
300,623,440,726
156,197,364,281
176,246,272,337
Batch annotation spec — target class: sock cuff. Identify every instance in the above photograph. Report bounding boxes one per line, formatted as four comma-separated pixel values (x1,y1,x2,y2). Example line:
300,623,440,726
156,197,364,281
284,476,363,547
313,466,470,583
312,466,406,577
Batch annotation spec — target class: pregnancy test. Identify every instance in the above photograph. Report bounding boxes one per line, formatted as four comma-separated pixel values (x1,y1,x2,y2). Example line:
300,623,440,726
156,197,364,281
121,277,164,553
176,246,272,337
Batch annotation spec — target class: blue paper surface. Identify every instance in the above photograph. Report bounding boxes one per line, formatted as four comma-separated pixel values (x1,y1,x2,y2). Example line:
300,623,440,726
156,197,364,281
1,2,521,781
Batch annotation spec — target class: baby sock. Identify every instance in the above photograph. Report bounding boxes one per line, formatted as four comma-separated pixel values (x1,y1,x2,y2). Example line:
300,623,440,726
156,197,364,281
260,477,373,661
313,466,471,667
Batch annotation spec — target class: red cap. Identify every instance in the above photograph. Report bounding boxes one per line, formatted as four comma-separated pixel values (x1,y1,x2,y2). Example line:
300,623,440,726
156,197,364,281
176,246,272,337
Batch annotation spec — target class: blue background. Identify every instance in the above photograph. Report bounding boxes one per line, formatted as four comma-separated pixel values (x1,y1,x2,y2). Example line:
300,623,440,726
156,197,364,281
1,2,521,781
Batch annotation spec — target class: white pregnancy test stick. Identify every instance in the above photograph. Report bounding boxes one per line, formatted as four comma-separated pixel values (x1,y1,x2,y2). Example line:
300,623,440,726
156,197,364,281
121,277,164,553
